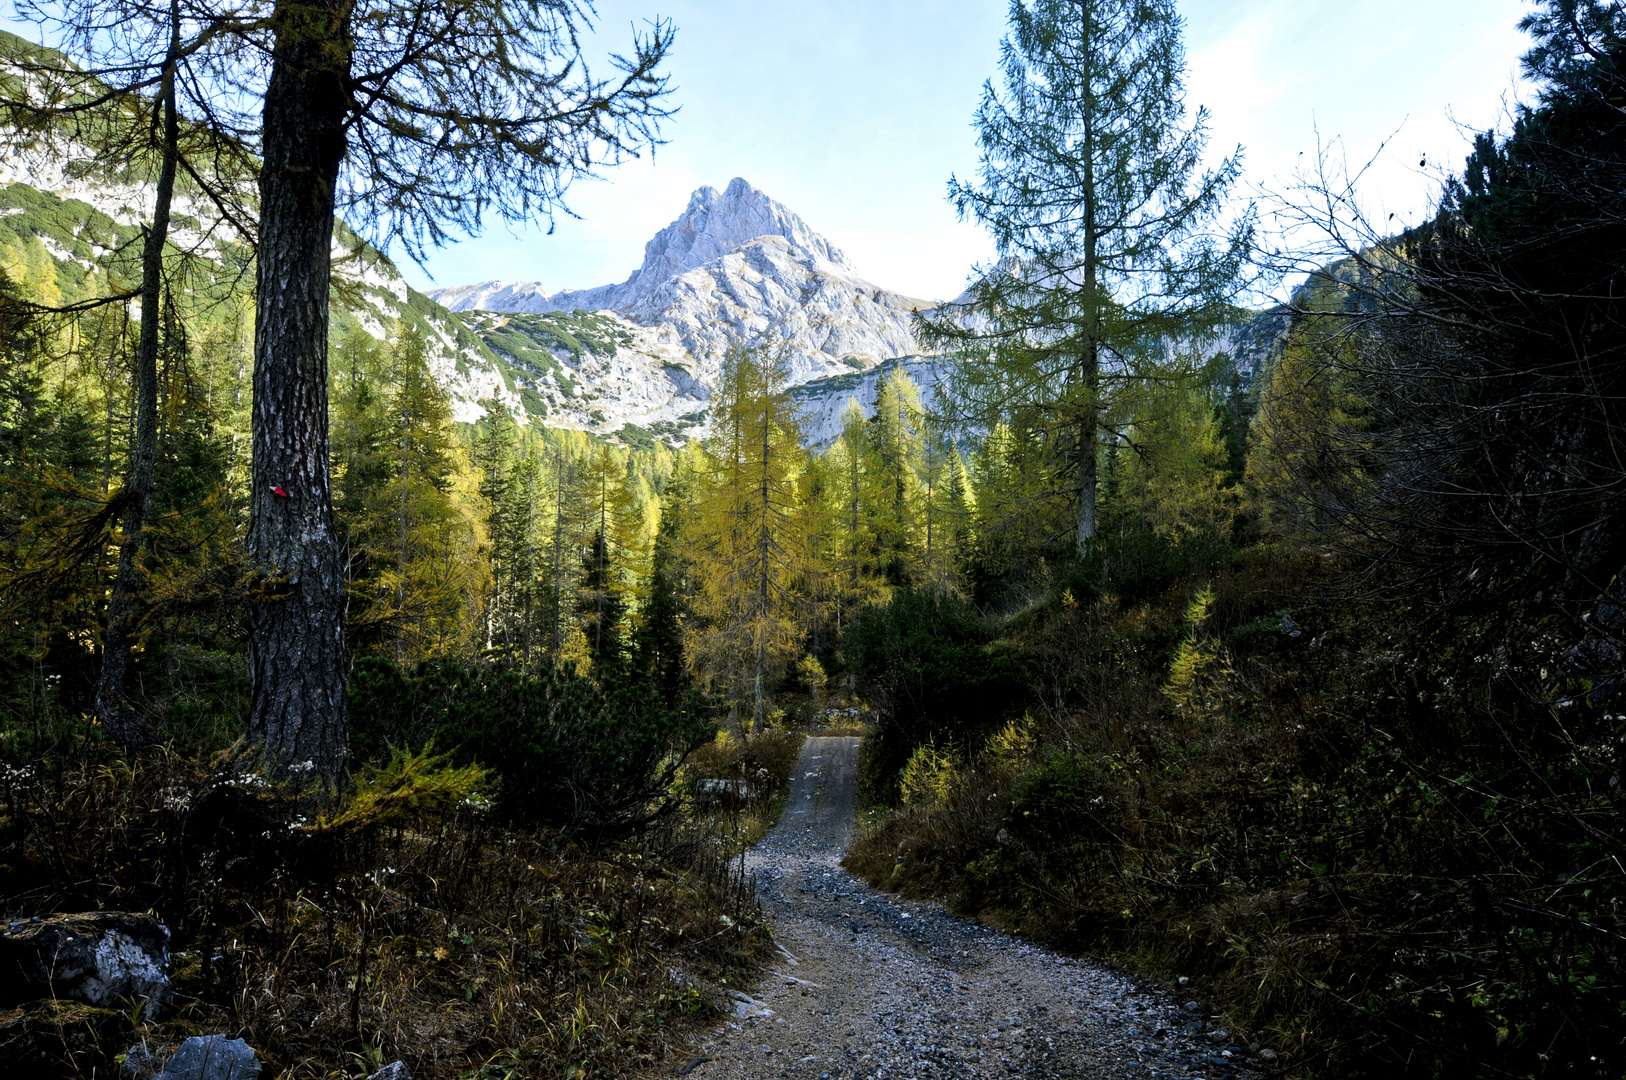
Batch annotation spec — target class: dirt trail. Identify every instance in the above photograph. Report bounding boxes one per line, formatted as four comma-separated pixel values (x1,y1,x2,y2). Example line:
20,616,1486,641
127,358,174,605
681,736,1264,1080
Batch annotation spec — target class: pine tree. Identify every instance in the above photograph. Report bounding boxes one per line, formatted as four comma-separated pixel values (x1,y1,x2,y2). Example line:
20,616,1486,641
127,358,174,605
922,0,1253,557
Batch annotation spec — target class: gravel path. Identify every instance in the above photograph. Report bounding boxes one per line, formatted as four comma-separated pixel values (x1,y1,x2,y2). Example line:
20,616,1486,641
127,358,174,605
681,737,1268,1080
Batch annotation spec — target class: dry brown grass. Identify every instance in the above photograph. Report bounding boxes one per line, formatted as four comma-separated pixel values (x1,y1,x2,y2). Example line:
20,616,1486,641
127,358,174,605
681,727,806,853
0,746,771,1079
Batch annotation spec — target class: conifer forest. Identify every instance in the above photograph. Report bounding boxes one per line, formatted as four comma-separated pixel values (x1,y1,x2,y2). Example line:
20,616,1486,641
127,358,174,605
0,1,1622,1078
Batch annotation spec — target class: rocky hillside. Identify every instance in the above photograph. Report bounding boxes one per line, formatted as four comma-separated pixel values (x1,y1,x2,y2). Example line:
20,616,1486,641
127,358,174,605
432,178,947,438
435,178,1292,444
0,136,531,426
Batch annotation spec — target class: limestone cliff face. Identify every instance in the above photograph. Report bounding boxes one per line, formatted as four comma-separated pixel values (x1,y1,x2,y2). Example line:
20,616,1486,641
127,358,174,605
429,178,935,404
0,136,527,425
428,178,1289,443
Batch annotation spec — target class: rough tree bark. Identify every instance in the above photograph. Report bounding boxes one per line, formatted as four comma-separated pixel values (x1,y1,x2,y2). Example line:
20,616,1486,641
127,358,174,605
753,411,770,732
1074,0,1099,559
245,0,353,787
95,2,180,751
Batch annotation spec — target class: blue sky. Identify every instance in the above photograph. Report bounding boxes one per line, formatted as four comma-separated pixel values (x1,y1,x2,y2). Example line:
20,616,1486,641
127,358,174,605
9,0,1536,301
400,0,1533,301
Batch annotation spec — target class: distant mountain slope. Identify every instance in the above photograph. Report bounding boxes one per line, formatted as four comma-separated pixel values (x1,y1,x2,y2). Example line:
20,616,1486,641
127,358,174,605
0,125,1290,448
431,178,1295,445
430,177,935,388
458,309,711,441
0,132,530,426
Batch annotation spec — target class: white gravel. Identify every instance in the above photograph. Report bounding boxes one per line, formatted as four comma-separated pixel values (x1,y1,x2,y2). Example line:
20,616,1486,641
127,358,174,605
680,737,1267,1080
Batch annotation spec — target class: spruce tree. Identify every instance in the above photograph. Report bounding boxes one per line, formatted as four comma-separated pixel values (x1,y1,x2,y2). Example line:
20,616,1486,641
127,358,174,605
635,463,693,704
923,0,1253,557
473,402,522,654
867,369,926,587
575,443,645,670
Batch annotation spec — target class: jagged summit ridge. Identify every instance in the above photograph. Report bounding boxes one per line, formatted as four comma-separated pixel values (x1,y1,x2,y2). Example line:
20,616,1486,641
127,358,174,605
630,177,856,293
430,177,857,316
428,177,936,410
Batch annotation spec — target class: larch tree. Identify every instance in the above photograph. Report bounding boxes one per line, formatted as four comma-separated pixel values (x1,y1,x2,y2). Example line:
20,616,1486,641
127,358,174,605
866,368,926,586
821,400,874,636
689,344,807,734
10,0,674,783
1,0,257,751
918,427,971,592
245,0,672,785
921,0,1253,557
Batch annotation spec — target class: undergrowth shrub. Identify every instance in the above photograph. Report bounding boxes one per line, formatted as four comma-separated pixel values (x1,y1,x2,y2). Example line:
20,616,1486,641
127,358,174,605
899,742,958,809
0,736,766,1080
681,727,806,851
845,588,1027,805
349,657,714,835
846,546,1626,1077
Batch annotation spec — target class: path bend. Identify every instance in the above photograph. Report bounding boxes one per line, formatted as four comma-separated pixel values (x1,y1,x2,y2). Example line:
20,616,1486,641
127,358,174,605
681,736,1262,1080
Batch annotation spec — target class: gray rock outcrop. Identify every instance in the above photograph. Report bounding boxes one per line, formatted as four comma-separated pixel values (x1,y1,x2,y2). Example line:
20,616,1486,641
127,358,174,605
155,1035,261,1080
367,1062,413,1080
0,912,173,1015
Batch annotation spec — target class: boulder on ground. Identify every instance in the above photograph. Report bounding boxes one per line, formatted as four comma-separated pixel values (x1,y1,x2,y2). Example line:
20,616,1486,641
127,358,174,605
0,912,173,1015
155,1035,262,1080
368,1062,413,1080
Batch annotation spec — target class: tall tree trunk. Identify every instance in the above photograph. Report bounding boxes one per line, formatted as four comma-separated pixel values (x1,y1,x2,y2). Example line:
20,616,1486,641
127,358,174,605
849,450,859,592
550,449,565,664
396,397,409,664
594,459,606,656
753,413,770,733
1075,0,1099,559
246,0,353,787
96,2,181,751
521,464,536,665
1076,363,1098,556
924,433,936,581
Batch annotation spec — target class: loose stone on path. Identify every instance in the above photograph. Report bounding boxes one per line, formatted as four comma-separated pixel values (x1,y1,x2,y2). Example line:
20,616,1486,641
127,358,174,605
679,736,1266,1080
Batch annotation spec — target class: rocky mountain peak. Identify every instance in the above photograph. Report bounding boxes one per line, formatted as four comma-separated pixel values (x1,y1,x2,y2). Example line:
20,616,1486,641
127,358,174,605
426,179,936,438
623,177,855,301
427,178,857,317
